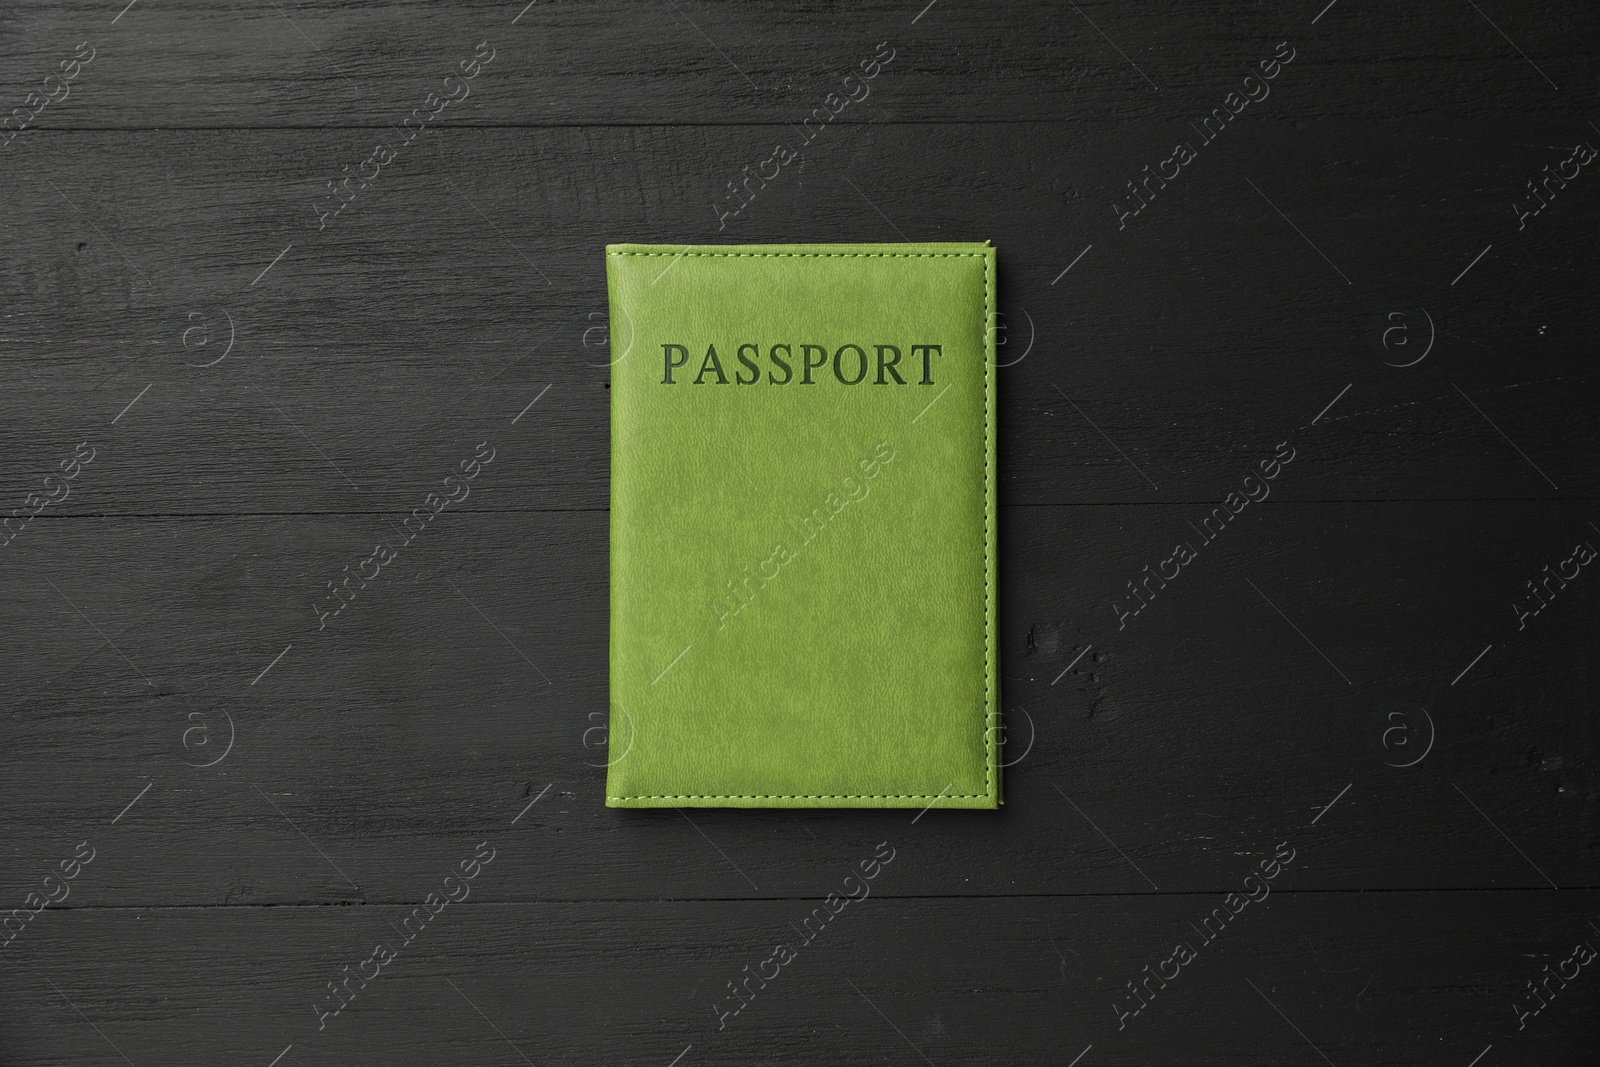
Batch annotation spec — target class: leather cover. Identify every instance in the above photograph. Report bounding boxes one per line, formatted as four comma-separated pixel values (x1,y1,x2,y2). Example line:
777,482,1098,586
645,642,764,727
605,242,998,809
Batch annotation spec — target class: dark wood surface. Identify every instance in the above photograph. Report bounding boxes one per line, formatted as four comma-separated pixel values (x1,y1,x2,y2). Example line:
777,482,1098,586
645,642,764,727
3,1,1596,1064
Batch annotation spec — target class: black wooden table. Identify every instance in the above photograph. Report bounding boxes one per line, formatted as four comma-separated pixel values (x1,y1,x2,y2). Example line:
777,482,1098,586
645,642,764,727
2,2,1596,1064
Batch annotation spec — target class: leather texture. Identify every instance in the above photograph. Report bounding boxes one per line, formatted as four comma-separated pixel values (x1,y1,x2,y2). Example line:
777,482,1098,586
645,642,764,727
606,242,998,809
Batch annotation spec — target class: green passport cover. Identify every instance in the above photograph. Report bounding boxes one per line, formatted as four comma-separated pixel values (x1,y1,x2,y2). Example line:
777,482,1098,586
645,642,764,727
605,242,999,809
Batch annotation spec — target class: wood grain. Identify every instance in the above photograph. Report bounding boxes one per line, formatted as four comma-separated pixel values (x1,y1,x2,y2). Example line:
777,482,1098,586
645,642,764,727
2,0,1597,1062
3,121,1596,513
2,893,1597,1066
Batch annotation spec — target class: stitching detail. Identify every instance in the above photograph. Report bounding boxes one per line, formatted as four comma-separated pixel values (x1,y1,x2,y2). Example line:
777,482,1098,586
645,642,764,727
982,249,997,805
608,252,985,259
610,247,996,803
609,794,987,801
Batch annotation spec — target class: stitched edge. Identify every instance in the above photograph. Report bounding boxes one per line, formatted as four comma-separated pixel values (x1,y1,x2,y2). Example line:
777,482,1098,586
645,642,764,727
609,247,997,803
604,252,985,259
983,248,997,806
608,794,988,801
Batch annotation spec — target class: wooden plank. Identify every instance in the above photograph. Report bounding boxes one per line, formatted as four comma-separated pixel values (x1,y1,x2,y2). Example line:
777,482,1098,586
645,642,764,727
2,891,1595,1065
2,122,1596,514
1,502,1592,906
1,0,1593,128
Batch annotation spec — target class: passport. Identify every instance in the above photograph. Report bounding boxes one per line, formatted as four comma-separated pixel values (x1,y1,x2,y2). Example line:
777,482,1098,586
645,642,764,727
605,242,999,809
